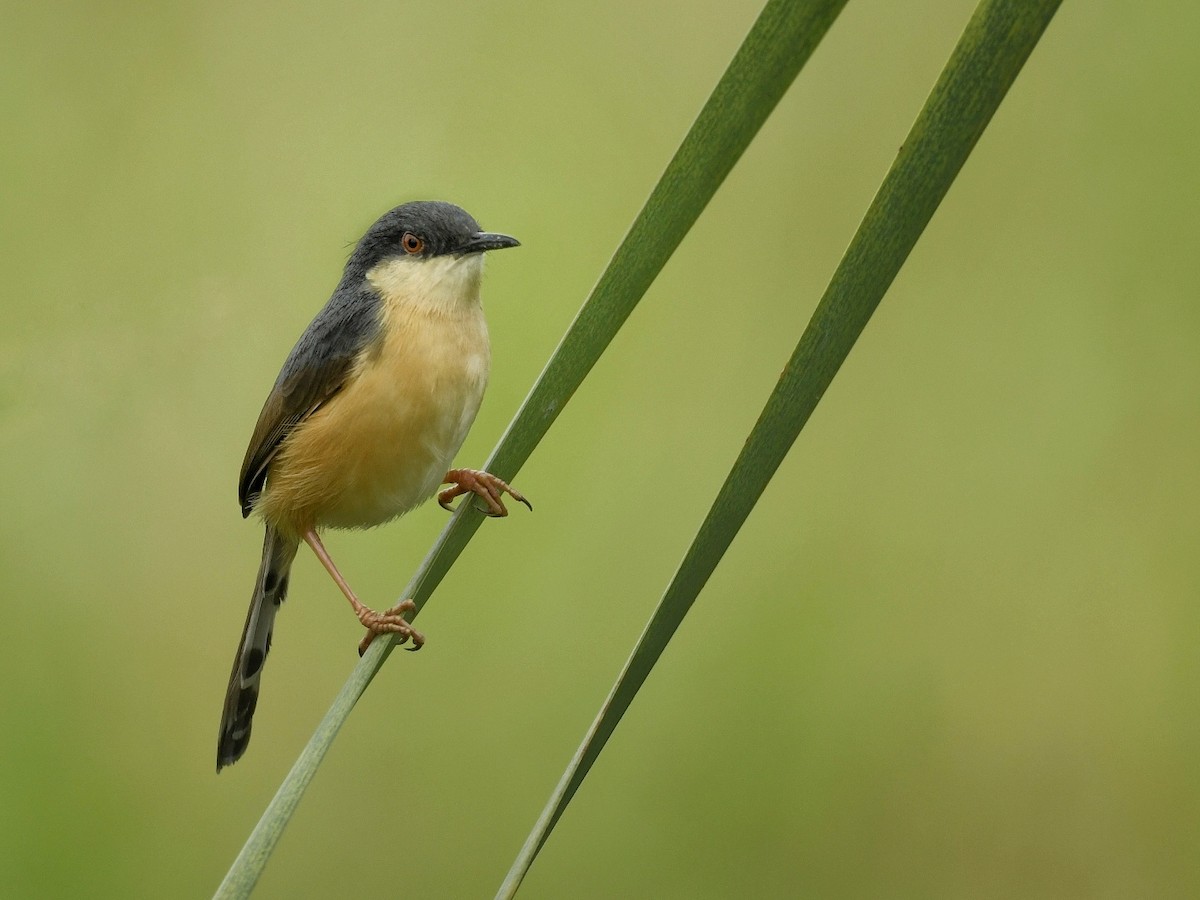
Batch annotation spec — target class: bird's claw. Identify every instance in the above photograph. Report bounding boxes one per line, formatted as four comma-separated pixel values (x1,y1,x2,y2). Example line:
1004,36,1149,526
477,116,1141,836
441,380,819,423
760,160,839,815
357,599,425,656
439,468,532,518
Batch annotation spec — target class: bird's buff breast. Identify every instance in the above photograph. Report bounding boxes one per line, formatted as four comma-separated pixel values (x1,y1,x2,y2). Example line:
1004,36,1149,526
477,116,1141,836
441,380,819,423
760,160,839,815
261,298,490,534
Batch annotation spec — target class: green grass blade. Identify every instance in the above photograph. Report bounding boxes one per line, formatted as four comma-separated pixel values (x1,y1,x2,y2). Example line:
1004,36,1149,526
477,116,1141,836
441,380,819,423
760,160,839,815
496,1,1062,894
215,1,846,896
486,0,848,481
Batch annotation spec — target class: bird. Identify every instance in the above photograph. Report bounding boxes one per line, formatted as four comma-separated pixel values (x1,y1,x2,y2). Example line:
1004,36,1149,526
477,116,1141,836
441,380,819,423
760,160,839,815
217,200,529,771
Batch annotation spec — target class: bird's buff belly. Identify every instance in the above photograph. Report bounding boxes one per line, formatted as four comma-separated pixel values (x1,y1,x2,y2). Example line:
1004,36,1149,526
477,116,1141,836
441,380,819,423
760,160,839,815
259,341,488,536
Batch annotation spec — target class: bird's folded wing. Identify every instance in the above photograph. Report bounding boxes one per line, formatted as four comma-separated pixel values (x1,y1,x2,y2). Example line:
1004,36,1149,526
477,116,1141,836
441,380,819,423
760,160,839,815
237,286,383,516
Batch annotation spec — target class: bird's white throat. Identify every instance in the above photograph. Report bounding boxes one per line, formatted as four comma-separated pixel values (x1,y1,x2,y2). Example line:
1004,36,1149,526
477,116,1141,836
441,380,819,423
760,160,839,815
366,253,485,317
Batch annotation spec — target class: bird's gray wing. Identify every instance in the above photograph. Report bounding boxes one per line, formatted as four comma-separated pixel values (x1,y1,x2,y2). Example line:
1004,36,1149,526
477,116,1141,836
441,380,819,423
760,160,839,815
237,285,383,516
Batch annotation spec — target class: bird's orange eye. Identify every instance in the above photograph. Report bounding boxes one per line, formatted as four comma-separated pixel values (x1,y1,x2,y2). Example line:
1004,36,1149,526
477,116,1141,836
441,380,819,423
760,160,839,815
401,233,424,254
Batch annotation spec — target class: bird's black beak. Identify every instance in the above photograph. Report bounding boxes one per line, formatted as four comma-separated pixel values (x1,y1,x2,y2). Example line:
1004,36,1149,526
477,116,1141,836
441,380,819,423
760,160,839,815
457,232,520,255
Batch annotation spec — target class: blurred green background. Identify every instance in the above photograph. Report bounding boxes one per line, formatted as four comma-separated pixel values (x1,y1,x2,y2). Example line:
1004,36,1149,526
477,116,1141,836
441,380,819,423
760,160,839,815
2,0,1197,896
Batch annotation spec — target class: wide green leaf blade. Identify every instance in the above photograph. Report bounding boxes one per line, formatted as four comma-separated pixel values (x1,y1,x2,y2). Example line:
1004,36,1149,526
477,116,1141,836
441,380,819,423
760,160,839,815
215,1,847,896
497,0,1063,895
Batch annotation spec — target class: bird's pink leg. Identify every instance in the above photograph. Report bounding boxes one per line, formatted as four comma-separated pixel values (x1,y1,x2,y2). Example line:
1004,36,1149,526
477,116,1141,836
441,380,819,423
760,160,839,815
302,529,425,656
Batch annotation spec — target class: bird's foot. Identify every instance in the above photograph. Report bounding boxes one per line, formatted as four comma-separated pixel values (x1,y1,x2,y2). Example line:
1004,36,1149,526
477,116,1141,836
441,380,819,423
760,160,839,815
439,468,532,517
357,599,425,656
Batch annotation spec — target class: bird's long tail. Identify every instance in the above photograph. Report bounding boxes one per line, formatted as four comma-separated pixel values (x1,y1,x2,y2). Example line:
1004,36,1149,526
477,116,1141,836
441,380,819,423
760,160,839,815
217,525,298,771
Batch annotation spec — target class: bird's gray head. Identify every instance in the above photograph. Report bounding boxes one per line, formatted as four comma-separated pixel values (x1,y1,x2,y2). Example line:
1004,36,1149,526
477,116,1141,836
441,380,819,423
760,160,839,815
344,201,519,314
348,200,519,275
